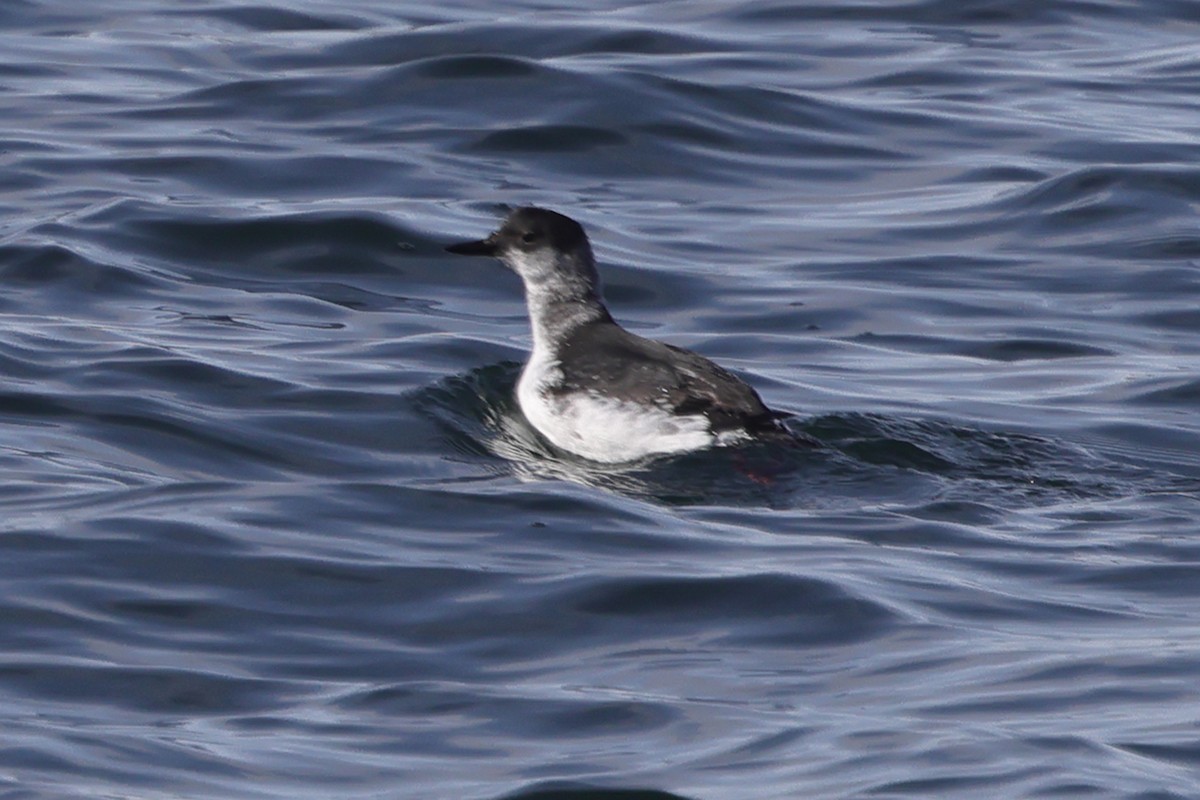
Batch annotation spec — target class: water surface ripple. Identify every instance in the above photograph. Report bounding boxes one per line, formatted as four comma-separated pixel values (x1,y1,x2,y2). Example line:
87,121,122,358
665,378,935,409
2,2,1199,799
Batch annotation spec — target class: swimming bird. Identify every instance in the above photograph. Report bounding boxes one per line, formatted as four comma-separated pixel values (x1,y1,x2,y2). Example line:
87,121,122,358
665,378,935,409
445,207,794,463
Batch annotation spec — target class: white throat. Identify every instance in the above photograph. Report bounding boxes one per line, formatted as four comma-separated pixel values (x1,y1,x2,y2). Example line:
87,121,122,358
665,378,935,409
503,247,610,358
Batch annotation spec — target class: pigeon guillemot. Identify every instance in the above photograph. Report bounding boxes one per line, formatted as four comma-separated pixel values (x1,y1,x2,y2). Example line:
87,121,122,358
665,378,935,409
445,206,793,463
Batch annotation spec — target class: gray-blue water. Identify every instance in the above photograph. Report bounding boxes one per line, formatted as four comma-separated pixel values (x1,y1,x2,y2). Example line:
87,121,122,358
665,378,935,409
3,2,1200,799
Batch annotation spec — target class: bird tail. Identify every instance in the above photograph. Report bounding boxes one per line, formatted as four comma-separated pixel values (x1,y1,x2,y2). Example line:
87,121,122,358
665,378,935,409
749,411,820,448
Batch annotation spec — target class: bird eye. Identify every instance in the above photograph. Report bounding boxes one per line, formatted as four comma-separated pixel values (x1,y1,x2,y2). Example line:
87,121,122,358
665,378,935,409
522,231,538,243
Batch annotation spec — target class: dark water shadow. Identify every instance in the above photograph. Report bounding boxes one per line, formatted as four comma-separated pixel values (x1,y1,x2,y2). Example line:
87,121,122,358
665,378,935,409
412,364,1162,512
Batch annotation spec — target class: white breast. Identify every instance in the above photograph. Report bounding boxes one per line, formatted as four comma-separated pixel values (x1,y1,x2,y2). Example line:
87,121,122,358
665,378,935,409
515,354,716,463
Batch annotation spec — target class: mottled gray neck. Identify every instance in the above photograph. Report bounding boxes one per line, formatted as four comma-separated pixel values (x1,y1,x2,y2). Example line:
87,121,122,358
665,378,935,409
508,247,612,357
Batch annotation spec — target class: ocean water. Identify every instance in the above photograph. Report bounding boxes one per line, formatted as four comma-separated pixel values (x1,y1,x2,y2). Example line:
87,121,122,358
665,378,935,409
2,1,1200,798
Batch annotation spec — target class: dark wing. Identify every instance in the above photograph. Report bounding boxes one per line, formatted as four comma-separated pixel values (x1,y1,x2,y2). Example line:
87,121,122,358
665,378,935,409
553,322,785,434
